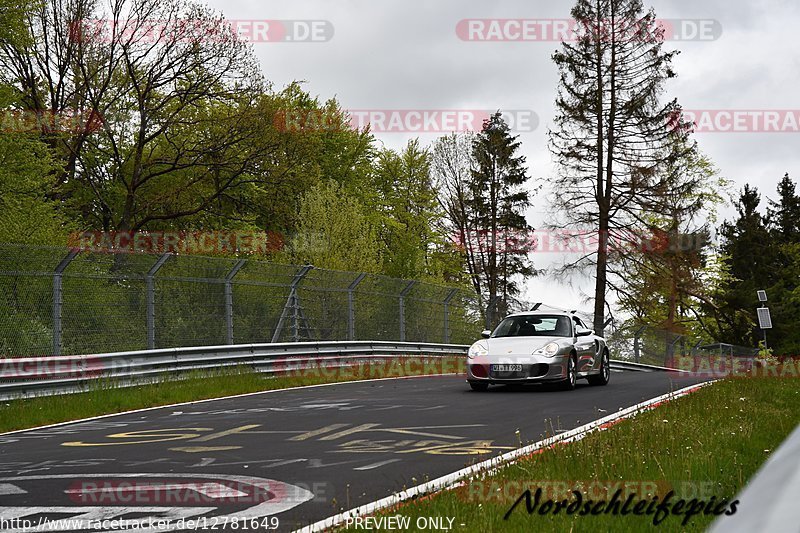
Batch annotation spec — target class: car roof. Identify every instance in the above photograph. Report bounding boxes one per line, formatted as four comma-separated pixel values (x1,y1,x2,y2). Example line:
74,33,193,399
505,311,579,319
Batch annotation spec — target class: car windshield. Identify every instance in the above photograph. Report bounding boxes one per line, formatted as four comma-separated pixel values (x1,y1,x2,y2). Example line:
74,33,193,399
492,315,572,338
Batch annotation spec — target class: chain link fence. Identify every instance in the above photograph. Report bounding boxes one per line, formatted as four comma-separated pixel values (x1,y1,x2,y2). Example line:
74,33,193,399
606,324,758,368
0,244,482,357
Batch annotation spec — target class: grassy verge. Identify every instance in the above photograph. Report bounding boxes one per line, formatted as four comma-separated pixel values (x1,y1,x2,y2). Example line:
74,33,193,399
359,375,800,532
0,357,464,433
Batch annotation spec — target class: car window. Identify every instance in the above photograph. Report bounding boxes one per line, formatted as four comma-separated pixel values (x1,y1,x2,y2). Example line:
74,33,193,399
492,315,573,338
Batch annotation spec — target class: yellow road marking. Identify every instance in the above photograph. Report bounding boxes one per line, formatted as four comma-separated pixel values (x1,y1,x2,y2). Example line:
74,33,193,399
169,446,242,453
189,424,261,442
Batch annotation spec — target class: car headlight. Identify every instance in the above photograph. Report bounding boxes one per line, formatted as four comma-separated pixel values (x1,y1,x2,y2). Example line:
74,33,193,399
468,341,488,359
534,342,560,357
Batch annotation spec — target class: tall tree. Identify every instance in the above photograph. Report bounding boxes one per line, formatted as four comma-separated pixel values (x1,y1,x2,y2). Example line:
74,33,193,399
468,112,534,324
432,132,478,286
615,143,726,337
718,185,775,346
372,139,447,280
767,173,800,245
549,0,691,335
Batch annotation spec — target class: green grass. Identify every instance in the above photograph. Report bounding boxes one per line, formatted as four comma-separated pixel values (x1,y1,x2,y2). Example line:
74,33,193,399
0,357,464,433
358,375,800,532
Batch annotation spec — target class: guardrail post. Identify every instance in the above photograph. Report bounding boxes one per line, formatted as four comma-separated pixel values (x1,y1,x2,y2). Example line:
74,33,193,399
52,250,79,355
347,273,367,341
443,289,459,343
225,259,247,344
272,265,313,343
398,281,416,342
146,254,171,350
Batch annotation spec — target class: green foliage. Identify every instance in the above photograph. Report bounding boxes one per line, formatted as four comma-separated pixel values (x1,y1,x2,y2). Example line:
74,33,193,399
0,134,71,245
372,139,453,280
282,181,382,272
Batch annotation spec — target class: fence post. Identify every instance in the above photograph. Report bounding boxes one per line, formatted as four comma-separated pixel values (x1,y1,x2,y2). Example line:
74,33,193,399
146,254,171,350
347,273,367,341
443,289,459,343
52,250,79,356
666,334,683,367
484,295,501,331
633,326,646,363
398,281,416,342
225,259,247,345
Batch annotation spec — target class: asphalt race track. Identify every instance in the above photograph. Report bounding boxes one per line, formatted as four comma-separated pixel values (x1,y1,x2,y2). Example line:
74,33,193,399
0,371,709,532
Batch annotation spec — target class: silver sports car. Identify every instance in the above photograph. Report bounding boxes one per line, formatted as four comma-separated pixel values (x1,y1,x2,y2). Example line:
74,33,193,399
466,311,611,391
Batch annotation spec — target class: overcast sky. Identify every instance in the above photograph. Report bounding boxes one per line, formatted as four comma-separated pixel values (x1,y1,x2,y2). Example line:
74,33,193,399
206,0,800,314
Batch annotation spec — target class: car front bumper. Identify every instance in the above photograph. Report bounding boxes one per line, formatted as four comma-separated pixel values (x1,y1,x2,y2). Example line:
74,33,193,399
466,353,570,384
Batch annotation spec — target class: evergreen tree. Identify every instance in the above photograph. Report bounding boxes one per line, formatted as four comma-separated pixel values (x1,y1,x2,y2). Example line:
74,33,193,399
468,112,535,325
549,0,692,335
718,185,775,346
767,173,800,245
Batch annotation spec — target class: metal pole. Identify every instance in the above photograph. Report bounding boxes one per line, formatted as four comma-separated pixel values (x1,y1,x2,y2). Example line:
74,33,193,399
484,295,501,331
347,273,367,341
52,250,79,356
667,334,683,366
146,254,171,350
398,281,417,342
224,259,247,344
443,289,459,343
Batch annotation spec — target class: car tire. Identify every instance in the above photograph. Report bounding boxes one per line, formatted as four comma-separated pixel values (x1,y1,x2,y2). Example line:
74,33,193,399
469,381,489,392
588,350,610,386
559,354,577,391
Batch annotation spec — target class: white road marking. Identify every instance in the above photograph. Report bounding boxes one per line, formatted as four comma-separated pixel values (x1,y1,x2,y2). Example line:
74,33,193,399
353,459,401,471
289,423,350,441
65,482,247,499
0,483,26,495
1,472,314,532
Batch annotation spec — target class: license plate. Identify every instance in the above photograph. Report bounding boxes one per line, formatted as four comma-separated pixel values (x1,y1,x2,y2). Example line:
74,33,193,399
491,364,523,372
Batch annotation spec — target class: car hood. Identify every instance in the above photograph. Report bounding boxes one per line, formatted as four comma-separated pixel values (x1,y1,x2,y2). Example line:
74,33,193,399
484,336,569,355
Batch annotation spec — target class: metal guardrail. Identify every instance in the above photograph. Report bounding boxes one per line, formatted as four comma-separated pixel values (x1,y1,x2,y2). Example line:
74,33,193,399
0,341,470,401
0,340,676,401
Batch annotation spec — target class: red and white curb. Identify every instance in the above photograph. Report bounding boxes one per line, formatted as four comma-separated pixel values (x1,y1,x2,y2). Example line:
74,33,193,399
294,381,716,533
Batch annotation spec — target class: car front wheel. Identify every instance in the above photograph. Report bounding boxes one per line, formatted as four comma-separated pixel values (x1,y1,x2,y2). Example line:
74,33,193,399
559,355,577,391
588,350,610,386
469,381,489,392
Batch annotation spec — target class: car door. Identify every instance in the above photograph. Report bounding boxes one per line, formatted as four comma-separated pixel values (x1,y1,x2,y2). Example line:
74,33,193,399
572,317,596,373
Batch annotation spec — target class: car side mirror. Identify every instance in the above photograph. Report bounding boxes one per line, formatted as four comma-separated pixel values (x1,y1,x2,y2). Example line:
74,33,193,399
576,327,593,337
481,330,492,339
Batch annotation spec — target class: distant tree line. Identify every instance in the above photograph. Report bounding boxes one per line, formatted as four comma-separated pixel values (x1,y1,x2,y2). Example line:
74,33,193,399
1,0,796,347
